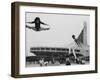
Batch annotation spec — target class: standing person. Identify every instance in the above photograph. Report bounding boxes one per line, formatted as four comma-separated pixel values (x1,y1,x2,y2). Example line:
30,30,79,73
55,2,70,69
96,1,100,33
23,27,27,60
65,54,71,65
39,58,44,67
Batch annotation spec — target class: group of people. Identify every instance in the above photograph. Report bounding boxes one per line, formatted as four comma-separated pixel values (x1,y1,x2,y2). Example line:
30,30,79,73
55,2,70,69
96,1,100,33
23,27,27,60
38,55,86,67
38,57,71,67
39,58,48,66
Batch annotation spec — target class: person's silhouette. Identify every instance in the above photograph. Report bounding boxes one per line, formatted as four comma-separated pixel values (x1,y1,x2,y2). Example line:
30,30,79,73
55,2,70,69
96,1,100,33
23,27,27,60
72,35,80,47
26,17,49,31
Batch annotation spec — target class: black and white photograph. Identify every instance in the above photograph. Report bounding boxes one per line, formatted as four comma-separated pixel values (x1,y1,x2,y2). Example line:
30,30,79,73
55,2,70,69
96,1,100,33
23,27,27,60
25,12,90,67
11,2,97,78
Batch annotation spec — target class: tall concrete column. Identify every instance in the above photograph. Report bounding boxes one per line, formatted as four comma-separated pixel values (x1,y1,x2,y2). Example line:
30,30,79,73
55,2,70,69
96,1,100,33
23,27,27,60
83,21,87,45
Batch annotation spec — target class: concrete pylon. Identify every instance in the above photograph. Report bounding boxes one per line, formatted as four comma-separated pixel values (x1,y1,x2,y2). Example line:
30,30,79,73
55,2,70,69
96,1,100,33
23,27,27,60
77,21,87,45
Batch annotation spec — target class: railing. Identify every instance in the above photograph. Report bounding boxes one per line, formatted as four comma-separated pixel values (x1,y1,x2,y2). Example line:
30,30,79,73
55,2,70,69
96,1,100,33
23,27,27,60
30,47,80,53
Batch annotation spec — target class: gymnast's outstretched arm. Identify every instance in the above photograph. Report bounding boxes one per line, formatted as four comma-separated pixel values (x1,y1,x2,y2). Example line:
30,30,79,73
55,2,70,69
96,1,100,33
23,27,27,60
40,21,49,26
26,21,35,24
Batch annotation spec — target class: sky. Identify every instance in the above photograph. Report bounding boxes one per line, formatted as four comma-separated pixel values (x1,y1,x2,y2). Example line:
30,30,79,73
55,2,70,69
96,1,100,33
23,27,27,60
25,12,90,56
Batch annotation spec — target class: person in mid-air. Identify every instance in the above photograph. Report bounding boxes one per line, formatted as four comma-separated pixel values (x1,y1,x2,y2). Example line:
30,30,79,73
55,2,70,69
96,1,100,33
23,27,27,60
72,35,85,64
72,35,80,47
26,17,50,31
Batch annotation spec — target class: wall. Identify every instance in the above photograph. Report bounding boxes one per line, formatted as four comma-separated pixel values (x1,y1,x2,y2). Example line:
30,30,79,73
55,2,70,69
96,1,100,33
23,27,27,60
0,0,100,80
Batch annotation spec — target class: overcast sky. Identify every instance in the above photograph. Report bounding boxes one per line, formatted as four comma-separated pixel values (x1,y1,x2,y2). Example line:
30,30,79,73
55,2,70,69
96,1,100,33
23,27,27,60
25,12,90,56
